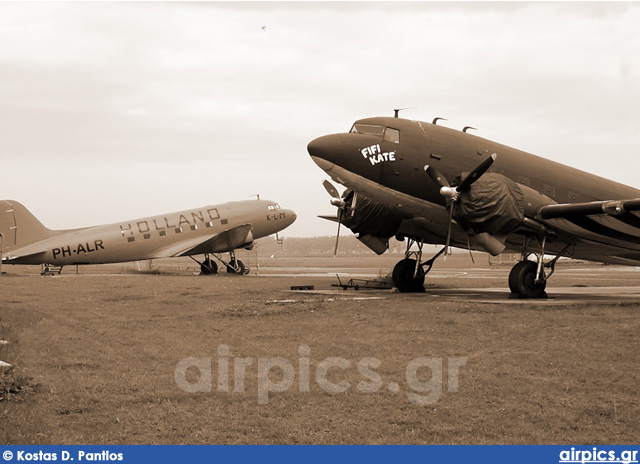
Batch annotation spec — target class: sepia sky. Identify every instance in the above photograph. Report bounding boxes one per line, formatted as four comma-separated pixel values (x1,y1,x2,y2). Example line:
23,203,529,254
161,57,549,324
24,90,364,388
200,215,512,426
1,1,639,237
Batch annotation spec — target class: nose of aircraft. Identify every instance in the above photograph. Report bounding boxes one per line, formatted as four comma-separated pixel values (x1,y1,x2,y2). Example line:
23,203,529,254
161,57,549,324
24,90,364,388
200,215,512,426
284,209,297,227
307,134,343,172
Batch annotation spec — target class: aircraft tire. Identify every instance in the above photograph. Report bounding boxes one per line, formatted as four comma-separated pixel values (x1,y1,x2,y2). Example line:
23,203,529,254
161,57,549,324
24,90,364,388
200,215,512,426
509,260,546,298
200,259,218,275
508,262,521,294
392,258,425,293
226,259,246,275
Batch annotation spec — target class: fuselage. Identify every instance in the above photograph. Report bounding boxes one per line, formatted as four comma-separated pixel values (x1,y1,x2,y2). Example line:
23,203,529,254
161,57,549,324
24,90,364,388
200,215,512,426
4,199,296,265
308,116,640,208
308,116,640,263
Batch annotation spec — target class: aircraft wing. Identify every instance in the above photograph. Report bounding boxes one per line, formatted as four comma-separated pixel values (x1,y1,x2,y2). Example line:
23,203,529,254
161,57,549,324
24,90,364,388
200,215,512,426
537,198,640,251
154,224,254,258
538,199,640,219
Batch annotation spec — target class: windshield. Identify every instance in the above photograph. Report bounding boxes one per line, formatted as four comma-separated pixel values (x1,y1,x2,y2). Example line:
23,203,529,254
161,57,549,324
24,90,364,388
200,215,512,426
349,123,384,136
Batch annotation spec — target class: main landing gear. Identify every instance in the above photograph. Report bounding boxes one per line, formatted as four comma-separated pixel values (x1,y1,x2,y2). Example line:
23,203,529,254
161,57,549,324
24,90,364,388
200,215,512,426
508,260,546,299
508,235,572,299
392,234,573,298
190,251,250,276
225,257,247,275
199,257,218,275
392,239,447,292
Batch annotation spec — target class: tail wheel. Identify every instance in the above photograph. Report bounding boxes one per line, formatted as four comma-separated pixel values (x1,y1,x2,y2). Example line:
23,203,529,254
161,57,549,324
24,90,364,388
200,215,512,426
392,258,425,293
509,260,546,298
200,259,218,275
226,259,246,275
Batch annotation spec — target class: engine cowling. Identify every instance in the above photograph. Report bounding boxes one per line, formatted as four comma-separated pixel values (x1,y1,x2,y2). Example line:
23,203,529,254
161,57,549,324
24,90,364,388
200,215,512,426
340,191,403,254
454,173,525,236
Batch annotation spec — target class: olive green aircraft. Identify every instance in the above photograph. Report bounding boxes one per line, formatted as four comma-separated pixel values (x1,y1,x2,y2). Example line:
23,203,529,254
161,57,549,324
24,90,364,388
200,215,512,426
0,199,296,275
308,114,640,298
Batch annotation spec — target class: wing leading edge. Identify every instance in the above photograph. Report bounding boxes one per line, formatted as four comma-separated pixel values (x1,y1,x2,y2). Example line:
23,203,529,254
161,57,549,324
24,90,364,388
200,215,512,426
536,198,640,259
538,199,640,220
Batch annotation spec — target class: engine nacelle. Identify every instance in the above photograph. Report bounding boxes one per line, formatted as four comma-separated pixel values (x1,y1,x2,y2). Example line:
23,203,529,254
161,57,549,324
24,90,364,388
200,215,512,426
455,173,525,236
339,191,403,254
357,234,389,255
454,173,556,255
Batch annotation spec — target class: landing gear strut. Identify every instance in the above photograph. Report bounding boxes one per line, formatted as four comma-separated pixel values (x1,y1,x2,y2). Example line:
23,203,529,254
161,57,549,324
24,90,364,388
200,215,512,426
392,239,447,292
509,235,572,299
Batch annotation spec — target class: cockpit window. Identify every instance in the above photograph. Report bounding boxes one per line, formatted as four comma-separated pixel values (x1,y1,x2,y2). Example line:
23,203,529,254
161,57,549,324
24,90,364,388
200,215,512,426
267,204,280,211
350,123,384,136
384,127,400,143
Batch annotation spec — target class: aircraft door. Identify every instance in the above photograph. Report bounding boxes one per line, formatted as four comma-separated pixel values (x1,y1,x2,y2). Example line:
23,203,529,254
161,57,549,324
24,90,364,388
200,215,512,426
0,200,17,249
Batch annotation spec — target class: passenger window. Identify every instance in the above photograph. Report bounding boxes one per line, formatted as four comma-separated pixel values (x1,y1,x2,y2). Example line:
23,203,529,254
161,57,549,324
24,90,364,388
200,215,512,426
384,128,400,143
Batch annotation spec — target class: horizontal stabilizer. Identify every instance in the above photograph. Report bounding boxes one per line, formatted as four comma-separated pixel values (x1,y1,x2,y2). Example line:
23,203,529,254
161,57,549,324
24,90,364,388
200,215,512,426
2,250,46,264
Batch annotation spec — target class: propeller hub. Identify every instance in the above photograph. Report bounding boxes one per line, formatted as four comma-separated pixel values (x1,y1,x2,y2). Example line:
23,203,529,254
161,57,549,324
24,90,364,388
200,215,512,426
440,186,460,200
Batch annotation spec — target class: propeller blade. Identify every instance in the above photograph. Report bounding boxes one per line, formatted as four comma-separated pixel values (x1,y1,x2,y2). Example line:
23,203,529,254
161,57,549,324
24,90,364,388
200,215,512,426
334,208,343,256
350,192,358,217
317,215,340,223
323,180,341,199
425,165,459,200
457,153,497,192
444,202,455,255
424,165,451,189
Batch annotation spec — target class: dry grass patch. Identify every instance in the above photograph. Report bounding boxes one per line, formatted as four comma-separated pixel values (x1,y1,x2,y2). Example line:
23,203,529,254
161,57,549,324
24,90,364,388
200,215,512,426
0,265,639,444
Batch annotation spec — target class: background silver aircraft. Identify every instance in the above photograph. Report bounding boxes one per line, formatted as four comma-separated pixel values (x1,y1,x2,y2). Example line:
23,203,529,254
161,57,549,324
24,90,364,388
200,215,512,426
0,199,296,275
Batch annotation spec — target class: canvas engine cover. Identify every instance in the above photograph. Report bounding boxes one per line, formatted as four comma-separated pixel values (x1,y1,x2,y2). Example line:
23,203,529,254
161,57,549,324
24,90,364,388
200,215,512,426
455,173,525,235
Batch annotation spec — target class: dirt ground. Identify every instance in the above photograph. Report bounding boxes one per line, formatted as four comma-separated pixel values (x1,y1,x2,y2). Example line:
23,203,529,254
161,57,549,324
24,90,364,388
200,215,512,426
1,258,639,444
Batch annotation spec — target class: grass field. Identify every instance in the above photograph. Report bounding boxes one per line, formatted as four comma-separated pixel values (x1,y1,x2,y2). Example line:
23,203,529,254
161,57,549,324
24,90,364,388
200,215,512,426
1,258,639,444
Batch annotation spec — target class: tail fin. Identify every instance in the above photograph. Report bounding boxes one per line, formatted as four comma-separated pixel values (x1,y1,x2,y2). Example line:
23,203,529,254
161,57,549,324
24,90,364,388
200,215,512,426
0,200,55,252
